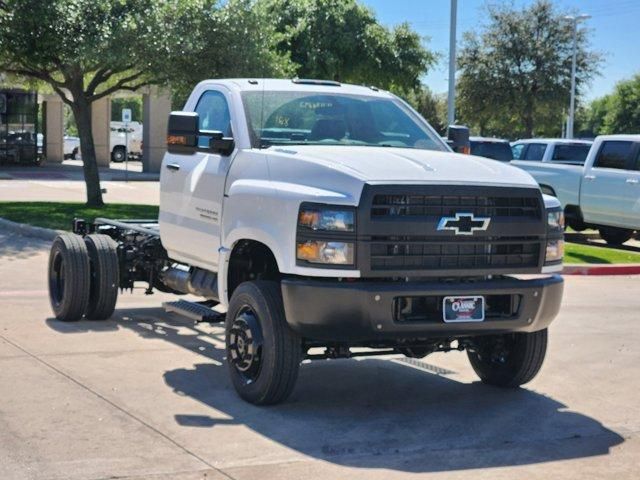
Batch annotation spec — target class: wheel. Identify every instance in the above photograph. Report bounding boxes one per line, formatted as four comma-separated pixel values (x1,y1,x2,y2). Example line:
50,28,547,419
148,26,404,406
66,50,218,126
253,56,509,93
111,146,126,163
48,234,91,321
467,329,547,387
225,281,301,405
598,226,634,246
85,234,119,320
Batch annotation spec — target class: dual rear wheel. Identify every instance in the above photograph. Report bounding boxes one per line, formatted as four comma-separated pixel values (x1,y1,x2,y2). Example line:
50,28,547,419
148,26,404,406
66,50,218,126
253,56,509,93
48,233,119,322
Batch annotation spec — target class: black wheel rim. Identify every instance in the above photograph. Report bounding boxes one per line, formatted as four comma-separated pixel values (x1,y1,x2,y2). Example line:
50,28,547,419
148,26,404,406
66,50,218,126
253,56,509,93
228,306,264,384
49,250,65,306
475,334,516,367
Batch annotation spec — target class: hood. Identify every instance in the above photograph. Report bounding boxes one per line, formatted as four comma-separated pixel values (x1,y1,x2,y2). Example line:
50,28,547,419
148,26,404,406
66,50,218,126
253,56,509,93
268,145,538,188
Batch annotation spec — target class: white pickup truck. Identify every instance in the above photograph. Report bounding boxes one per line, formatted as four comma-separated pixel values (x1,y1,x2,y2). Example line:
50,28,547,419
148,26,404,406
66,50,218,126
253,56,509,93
513,135,640,245
47,79,564,405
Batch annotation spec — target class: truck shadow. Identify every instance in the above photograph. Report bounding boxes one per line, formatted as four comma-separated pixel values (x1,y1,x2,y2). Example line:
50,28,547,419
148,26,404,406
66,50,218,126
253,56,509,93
47,307,624,473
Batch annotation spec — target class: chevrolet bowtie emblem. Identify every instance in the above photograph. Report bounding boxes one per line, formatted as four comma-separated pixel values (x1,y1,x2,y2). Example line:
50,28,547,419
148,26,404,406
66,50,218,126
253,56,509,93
437,213,491,235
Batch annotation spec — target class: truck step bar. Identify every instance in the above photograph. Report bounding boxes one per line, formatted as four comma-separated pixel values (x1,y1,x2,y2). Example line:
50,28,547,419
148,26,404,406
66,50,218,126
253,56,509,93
162,300,225,323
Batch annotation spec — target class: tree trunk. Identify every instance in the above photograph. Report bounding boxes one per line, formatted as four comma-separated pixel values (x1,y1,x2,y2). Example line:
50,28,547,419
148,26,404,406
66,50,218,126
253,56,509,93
71,95,104,207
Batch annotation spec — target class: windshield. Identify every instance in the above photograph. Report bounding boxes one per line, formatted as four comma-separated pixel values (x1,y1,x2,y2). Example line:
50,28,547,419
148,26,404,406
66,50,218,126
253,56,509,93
470,141,513,161
551,144,591,164
241,91,447,151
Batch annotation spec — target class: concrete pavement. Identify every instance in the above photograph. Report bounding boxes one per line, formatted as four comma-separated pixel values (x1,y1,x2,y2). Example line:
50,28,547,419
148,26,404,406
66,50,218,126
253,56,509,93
0,229,639,480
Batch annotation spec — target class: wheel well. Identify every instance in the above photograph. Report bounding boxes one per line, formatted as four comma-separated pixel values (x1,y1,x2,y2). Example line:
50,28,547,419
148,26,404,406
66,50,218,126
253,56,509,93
227,240,280,299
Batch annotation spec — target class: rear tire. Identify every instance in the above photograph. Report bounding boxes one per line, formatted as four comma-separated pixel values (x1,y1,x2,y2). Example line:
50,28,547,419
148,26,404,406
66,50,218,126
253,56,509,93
48,234,91,321
467,329,547,387
598,226,634,245
111,146,126,163
85,234,119,320
226,281,301,405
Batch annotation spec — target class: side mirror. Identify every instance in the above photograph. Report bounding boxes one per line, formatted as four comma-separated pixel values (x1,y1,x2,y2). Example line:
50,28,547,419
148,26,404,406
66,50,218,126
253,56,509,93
447,125,470,154
167,111,235,156
199,130,235,156
167,111,198,154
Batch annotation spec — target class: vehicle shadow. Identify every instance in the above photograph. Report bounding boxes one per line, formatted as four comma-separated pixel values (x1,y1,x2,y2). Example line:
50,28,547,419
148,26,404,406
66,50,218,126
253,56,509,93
47,307,625,473
566,232,640,254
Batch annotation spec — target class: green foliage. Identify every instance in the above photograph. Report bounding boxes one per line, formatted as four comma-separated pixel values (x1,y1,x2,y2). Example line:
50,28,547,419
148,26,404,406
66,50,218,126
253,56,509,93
260,0,435,93
403,86,447,135
0,202,159,231
457,0,601,139
111,97,142,123
564,242,640,265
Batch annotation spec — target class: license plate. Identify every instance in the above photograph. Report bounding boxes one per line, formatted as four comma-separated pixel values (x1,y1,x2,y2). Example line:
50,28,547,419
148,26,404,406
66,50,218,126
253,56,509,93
443,296,485,323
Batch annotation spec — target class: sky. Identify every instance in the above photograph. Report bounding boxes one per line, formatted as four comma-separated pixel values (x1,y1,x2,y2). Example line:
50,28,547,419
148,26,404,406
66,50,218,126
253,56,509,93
363,0,640,100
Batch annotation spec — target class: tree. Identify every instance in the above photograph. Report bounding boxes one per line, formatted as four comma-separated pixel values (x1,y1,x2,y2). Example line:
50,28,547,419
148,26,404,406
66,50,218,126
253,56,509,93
0,0,289,206
600,74,640,134
404,86,447,135
260,0,435,93
457,0,601,138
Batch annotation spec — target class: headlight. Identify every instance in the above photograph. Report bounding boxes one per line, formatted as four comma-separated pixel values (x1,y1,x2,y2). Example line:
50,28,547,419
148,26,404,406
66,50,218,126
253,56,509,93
545,239,564,262
545,208,564,263
298,206,355,232
547,209,565,231
297,240,354,265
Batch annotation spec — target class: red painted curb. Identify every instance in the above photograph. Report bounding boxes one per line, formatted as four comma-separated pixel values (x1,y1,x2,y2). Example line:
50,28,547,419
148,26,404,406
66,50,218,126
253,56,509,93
563,264,640,276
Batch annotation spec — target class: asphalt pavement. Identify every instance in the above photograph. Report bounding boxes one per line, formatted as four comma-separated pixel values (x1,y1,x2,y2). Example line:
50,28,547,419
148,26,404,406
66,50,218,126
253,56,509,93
0,228,638,480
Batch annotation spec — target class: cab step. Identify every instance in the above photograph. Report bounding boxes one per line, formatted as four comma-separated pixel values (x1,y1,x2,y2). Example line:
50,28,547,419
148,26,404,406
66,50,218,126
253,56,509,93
162,300,225,323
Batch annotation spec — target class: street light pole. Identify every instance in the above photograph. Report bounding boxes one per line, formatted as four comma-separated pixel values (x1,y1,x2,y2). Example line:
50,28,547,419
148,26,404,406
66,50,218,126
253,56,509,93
564,14,591,139
447,0,458,126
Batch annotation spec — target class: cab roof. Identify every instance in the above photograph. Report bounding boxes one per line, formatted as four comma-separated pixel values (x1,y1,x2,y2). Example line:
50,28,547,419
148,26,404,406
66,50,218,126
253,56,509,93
195,78,394,98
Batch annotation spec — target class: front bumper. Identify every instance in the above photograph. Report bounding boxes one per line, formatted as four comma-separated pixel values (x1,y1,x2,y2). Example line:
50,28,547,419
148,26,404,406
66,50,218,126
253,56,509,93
281,275,563,342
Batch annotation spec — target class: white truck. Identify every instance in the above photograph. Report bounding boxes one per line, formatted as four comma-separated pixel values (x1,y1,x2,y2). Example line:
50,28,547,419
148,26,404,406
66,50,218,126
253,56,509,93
63,122,143,162
512,135,640,245
47,79,565,405
511,138,593,166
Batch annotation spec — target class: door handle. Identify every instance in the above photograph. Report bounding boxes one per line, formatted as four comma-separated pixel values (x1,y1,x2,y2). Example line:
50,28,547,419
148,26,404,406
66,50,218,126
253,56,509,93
626,178,639,184
166,163,180,171
584,174,596,180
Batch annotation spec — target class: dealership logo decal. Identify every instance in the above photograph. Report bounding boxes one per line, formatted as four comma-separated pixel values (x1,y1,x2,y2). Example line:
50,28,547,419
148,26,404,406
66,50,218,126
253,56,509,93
437,212,491,235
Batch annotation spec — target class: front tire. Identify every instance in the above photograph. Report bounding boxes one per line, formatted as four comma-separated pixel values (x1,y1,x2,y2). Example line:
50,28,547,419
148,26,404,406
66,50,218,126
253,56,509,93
48,234,91,321
598,226,634,246
226,281,301,405
467,329,547,387
85,234,119,320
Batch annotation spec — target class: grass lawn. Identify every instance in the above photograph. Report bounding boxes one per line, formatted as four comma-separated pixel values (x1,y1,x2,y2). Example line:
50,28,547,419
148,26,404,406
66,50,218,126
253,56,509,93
565,242,640,264
0,201,159,231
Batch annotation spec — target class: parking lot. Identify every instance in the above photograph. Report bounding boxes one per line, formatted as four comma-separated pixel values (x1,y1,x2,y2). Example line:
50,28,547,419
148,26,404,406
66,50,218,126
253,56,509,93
1,229,638,480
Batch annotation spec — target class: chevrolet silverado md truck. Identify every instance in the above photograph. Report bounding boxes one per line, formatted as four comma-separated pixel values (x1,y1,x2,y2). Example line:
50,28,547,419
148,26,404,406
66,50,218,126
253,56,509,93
48,79,564,405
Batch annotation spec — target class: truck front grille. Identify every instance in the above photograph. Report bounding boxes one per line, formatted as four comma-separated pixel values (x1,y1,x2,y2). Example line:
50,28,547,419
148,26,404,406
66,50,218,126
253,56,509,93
369,236,540,271
357,185,546,277
372,194,541,219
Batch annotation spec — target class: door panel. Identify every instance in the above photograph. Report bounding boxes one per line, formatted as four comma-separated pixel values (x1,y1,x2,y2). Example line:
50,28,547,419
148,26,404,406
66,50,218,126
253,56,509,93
580,141,640,228
159,89,234,270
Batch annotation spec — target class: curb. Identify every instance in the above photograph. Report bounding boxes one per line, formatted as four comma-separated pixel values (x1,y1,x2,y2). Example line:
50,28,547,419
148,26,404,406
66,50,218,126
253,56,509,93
563,264,640,276
0,217,61,241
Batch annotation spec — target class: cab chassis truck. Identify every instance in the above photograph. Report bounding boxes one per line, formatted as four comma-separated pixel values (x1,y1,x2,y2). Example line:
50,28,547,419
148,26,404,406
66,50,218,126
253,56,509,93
48,79,565,405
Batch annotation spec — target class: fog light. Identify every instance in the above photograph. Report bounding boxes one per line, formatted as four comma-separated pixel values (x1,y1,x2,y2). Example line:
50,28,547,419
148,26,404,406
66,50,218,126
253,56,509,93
297,241,354,265
545,239,564,262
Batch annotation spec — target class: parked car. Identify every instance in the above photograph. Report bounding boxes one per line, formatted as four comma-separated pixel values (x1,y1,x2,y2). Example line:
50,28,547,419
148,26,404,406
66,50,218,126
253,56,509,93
47,78,565,405
513,134,639,244
511,138,593,165
470,137,513,161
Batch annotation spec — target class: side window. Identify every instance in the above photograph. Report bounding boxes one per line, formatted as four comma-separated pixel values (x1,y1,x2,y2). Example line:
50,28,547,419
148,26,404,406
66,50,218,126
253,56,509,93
195,90,232,136
594,141,633,170
523,143,547,161
635,147,640,171
511,143,524,160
